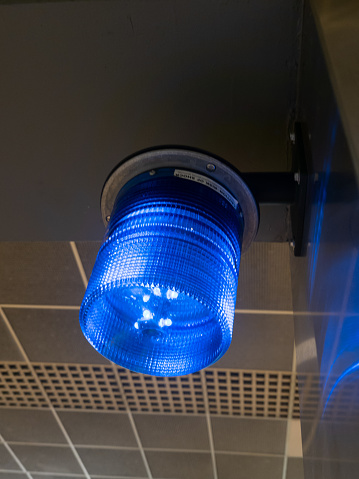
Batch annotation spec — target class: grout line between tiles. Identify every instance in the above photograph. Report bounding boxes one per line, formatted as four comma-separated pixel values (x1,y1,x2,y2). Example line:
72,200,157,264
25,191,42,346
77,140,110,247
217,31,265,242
0,472,34,477
0,307,30,362
3,304,353,316
90,477,148,479
0,433,33,479
144,447,210,454
3,442,288,457
201,370,218,479
282,345,297,479
206,414,218,479
235,309,359,317
112,365,153,479
0,473,146,479
0,308,92,479
128,414,154,479
90,476,148,479
68,444,139,451
234,309,293,315
51,409,92,479
0,305,80,310
70,241,88,289
28,473,85,478
7,441,70,448
214,450,284,458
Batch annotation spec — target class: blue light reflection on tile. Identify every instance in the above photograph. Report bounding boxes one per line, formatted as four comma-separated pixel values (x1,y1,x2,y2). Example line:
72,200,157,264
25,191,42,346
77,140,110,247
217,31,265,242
308,114,339,306
292,6,359,477
321,313,359,417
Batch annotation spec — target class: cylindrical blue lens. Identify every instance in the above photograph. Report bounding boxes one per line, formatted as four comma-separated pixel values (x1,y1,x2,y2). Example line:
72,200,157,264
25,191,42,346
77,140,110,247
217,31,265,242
80,170,243,376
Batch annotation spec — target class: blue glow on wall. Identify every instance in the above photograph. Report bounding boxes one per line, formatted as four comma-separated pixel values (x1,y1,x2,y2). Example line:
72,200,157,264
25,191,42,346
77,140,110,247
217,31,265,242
308,115,339,304
80,171,243,376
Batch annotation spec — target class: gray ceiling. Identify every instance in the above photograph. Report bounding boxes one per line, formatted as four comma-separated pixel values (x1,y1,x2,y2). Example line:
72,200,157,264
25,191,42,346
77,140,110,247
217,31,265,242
0,0,300,240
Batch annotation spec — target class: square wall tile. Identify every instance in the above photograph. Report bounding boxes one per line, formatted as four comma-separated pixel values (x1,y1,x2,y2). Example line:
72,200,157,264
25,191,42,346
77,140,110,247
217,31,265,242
146,451,214,479
0,409,66,444
0,243,85,305
11,445,83,474
286,458,304,479
58,411,137,447
77,448,146,477
211,417,287,455
212,313,294,370
0,314,23,361
286,420,303,458
76,242,102,281
216,453,283,479
4,308,109,364
237,242,292,311
0,444,21,470
133,414,210,450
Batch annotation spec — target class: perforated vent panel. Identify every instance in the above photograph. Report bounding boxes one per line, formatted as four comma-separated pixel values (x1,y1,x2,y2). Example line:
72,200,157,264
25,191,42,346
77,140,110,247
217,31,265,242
0,364,48,408
0,363,302,418
34,364,126,411
205,370,298,418
117,368,206,414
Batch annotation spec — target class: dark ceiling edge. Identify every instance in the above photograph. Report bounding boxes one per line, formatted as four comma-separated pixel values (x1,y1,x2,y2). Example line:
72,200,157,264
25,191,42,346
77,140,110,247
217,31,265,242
294,0,306,119
285,0,306,173
0,0,116,4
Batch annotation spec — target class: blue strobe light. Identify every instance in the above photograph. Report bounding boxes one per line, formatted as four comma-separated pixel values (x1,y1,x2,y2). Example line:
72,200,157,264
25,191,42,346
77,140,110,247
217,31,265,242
80,149,258,376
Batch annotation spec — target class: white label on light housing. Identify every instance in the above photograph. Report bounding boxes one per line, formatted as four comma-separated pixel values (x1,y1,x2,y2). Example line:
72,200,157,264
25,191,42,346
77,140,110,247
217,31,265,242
174,169,238,209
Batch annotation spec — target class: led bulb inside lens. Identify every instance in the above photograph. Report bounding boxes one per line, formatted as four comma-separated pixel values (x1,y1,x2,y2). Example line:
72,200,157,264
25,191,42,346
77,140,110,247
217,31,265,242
166,289,178,300
143,309,152,320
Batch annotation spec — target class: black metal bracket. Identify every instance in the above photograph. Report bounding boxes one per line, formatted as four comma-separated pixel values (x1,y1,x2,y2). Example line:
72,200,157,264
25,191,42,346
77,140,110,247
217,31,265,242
240,121,310,256
103,134,311,255
240,172,296,205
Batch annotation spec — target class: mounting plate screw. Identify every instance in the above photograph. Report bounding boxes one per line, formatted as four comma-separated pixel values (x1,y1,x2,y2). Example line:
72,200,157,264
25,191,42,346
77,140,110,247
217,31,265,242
106,215,111,222
206,163,216,172
149,169,156,176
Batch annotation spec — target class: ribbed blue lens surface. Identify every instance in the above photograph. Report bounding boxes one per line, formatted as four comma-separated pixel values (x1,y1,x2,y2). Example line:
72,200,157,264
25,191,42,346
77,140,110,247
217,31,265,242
80,171,243,376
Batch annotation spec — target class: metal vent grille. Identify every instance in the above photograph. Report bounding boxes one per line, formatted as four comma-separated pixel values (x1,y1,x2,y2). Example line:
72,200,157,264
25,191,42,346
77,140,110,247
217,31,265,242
0,362,302,418
205,370,295,417
117,368,206,414
0,364,47,408
34,364,126,411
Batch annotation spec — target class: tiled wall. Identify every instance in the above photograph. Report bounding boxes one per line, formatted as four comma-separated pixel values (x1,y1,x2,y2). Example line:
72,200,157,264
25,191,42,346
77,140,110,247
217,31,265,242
0,242,303,479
